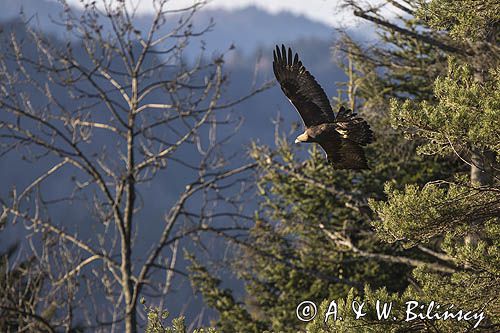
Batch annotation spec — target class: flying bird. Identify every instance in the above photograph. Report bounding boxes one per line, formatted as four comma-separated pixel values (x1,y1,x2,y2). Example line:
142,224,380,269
272,45,373,170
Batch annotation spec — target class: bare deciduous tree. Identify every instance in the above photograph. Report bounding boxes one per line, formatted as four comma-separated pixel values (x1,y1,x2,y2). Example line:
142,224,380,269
0,0,270,331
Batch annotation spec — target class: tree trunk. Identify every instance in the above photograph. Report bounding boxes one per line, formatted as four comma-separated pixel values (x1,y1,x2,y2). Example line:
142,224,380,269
124,76,138,333
470,149,494,185
466,32,496,245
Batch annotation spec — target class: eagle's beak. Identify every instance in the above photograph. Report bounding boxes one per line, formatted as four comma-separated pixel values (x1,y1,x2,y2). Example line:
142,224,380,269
295,132,308,144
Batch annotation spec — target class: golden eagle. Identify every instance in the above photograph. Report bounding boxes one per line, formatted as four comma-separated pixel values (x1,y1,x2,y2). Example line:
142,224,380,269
273,45,373,170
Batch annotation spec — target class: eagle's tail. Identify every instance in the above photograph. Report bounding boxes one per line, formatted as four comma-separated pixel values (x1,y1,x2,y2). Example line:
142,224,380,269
335,106,373,146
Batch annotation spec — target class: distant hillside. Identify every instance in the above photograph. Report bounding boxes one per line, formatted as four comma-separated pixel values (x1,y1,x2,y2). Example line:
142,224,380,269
1,0,333,56
188,6,333,55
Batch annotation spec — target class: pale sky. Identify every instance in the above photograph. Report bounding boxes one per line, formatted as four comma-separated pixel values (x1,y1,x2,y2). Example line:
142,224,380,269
63,0,383,28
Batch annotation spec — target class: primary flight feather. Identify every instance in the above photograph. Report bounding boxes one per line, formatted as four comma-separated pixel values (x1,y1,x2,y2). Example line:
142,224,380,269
272,44,373,170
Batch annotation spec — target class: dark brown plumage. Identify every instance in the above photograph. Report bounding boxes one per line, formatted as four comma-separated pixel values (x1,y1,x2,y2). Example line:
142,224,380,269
273,45,373,170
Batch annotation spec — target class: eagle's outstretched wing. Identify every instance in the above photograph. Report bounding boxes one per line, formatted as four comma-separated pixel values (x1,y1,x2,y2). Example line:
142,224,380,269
335,106,373,146
319,139,370,170
273,45,335,127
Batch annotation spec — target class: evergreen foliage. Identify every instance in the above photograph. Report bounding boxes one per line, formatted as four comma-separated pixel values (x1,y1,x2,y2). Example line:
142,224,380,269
143,299,216,333
187,254,267,333
187,1,499,332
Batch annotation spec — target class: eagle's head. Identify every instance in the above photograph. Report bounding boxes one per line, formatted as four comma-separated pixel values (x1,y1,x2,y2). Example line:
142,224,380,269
294,131,312,144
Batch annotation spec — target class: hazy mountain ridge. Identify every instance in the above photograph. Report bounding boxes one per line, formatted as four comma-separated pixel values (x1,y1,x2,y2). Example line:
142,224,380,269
0,0,333,56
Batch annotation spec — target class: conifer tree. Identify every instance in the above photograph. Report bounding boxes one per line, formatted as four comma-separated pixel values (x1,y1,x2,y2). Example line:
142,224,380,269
188,1,499,331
